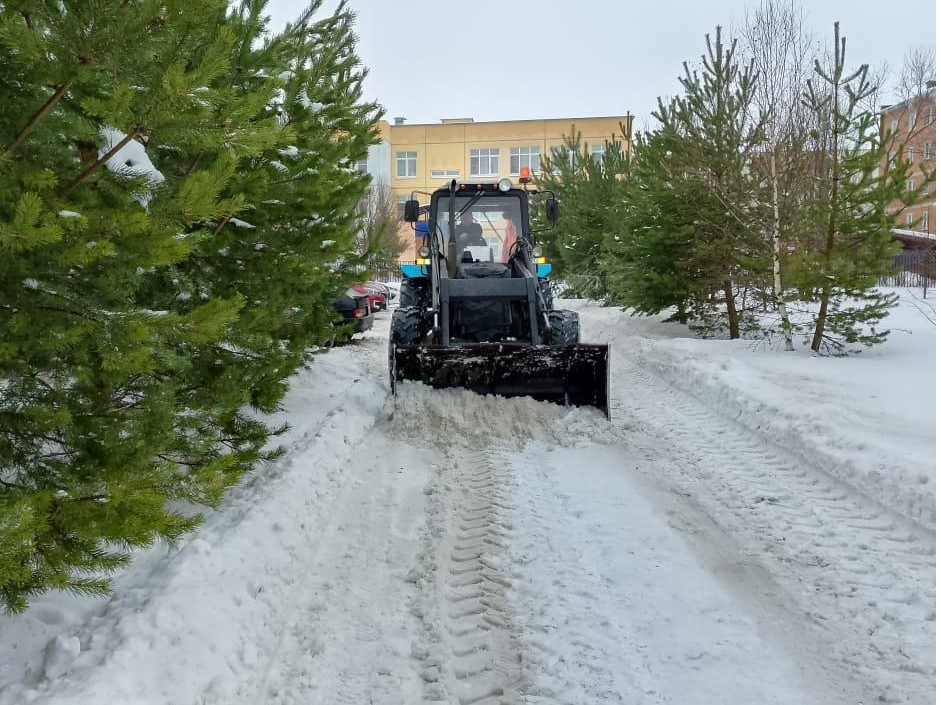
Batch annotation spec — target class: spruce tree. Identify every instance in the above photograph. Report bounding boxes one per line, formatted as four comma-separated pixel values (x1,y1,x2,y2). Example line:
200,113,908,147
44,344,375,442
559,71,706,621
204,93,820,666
0,0,378,612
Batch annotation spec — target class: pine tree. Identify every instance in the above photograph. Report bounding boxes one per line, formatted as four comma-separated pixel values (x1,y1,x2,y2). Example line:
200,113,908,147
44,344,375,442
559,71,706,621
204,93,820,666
602,126,702,321
605,28,765,336
665,26,766,338
534,131,630,300
795,23,929,352
0,0,378,612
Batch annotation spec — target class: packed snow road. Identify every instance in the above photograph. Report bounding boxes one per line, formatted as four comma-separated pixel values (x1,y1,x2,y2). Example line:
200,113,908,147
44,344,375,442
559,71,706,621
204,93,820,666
0,301,933,704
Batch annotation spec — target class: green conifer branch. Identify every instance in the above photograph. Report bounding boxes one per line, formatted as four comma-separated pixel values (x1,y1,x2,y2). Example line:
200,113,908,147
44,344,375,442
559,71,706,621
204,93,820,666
1,83,72,160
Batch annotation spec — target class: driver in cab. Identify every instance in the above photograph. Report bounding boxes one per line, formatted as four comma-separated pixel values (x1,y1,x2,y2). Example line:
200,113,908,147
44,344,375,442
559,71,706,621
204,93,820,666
454,211,486,250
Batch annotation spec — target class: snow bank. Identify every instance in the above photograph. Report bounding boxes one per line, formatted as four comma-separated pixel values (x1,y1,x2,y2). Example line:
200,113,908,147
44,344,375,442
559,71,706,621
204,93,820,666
0,346,388,705
573,291,936,530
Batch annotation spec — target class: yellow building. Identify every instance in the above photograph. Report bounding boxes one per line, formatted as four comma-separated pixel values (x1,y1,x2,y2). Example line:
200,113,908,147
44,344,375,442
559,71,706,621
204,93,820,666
361,115,632,260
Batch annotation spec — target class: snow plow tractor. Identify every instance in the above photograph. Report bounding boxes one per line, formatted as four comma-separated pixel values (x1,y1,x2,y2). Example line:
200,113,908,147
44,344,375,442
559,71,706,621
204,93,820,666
389,177,610,417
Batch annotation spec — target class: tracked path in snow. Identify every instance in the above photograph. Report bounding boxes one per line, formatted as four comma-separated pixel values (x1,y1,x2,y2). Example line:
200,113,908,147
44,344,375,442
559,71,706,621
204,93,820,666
591,322,936,703
407,447,524,704
8,302,932,705
212,305,931,705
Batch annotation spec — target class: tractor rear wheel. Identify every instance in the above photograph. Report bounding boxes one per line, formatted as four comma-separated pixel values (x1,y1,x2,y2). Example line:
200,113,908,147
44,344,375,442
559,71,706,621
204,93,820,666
548,309,580,346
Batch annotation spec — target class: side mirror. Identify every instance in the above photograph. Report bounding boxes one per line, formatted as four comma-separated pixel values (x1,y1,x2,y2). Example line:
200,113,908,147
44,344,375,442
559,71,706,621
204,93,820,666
545,198,559,223
404,199,420,223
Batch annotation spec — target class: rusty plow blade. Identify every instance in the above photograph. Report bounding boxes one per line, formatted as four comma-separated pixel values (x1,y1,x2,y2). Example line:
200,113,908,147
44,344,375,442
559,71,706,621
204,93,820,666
393,344,610,418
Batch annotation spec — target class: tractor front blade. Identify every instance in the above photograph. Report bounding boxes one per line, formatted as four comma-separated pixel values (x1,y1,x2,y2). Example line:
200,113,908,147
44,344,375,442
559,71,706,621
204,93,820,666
393,344,610,418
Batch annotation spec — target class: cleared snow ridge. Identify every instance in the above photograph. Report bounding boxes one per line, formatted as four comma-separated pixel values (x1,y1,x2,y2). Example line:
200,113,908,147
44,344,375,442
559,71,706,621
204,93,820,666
0,296,933,704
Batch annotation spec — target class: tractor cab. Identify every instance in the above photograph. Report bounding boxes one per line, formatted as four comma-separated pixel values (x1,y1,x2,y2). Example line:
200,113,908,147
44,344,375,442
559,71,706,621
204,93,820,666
431,188,524,267
407,178,554,280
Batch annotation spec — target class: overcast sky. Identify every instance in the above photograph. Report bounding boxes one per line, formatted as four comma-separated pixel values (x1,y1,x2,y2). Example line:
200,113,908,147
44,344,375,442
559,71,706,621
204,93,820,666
267,0,935,130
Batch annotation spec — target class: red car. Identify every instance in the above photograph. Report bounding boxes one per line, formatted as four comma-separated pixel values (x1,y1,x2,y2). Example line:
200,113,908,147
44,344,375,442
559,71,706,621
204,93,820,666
352,283,387,312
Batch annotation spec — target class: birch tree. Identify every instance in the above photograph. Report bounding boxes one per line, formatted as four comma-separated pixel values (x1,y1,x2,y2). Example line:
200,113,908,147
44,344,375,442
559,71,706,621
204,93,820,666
741,0,816,350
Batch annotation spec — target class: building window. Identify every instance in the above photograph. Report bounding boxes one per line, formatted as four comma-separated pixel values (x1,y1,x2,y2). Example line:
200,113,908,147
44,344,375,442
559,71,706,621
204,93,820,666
921,212,929,230
908,112,916,129
431,169,460,179
891,118,899,131
922,180,931,195
470,149,499,176
396,151,417,178
925,142,933,159
888,151,896,168
591,144,605,166
510,147,540,175
354,158,368,173
927,107,934,125
907,147,915,162
906,212,914,226
396,194,409,219
907,180,915,192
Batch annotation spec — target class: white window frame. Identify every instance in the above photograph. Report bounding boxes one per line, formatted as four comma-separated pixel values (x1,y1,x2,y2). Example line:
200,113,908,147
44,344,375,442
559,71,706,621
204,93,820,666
908,112,917,129
509,146,541,176
591,144,605,166
396,151,417,178
470,148,499,177
354,158,368,174
921,212,929,230
907,180,915,192
888,151,896,168
431,168,460,179
891,118,899,131
906,212,914,226
924,141,933,159
907,147,915,162
926,108,934,126
922,180,931,196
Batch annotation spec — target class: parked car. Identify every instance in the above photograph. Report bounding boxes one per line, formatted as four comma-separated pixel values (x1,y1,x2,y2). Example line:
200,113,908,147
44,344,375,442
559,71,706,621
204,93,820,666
368,281,395,304
352,283,387,312
332,289,374,336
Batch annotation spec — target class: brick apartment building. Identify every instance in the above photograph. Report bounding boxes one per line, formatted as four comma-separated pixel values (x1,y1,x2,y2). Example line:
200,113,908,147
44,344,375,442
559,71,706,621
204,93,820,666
880,83,936,240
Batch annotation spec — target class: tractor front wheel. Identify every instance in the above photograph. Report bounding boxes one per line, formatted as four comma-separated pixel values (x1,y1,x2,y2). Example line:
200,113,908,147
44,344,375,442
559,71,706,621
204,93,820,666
389,306,424,392
399,278,430,310
548,310,580,346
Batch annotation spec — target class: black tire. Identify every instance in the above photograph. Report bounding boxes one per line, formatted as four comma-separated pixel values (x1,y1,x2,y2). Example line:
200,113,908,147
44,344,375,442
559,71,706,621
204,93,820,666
539,279,554,310
389,306,424,391
548,309,580,346
399,277,429,309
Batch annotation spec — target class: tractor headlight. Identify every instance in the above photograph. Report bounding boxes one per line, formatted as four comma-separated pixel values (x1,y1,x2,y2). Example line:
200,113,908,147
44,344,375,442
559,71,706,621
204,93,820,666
418,245,430,258
498,178,512,192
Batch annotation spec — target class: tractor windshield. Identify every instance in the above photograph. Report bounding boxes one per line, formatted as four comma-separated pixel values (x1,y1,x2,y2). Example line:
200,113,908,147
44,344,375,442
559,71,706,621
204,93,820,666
434,195,523,263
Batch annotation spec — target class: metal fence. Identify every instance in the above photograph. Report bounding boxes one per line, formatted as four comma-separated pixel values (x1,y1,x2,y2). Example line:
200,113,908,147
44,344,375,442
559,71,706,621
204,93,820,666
880,248,936,289
341,262,407,283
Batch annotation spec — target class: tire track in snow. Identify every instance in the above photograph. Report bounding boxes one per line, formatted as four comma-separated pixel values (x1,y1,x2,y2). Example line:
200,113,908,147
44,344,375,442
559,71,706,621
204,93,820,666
407,443,526,704
615,354,936,703
496,447,629,703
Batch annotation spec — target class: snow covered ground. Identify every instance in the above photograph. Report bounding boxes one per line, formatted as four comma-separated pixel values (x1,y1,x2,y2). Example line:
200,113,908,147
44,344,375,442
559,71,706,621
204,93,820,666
0,293,934,704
